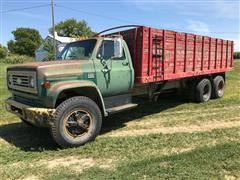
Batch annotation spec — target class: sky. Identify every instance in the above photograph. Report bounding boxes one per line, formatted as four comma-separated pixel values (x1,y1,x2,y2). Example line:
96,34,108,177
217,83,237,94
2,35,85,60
0,0,240,51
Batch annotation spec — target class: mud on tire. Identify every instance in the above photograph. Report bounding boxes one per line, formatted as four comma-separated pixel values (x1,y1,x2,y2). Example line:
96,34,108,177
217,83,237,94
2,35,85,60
51,96,102,148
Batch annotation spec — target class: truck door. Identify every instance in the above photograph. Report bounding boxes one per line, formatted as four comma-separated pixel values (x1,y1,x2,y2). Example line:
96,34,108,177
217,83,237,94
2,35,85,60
94,39,133,96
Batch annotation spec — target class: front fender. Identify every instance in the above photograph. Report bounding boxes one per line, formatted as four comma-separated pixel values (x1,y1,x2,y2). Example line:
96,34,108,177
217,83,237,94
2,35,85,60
48,80,107,116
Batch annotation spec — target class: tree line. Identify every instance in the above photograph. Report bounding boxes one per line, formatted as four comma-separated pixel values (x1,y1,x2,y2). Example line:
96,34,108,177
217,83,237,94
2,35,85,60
0,18,95,60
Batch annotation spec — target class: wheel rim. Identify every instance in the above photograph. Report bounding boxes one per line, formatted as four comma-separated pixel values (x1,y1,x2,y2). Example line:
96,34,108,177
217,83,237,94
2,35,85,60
63,109,93,138
203,84,210,100
217,81,224,95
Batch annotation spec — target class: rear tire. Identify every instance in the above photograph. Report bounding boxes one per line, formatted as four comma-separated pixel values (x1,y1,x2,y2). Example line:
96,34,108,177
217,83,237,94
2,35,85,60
51,96,102,148
212,76,225,99
195,78,212,103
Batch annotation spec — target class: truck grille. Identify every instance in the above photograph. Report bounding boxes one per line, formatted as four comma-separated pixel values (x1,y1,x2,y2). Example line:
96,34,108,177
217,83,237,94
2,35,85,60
8,71,37,93
12,75,30,87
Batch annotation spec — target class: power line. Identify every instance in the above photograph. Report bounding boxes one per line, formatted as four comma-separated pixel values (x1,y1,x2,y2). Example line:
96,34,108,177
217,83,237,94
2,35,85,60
56,4,239,35
56,4,137,25
5,0,240,2
0,4,51,13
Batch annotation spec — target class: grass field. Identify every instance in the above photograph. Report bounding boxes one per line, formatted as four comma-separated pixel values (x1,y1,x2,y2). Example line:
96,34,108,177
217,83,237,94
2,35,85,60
0,61,240,179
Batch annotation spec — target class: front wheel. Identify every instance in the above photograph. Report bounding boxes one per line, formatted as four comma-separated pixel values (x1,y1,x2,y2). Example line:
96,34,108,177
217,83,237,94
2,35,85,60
51,96,102,148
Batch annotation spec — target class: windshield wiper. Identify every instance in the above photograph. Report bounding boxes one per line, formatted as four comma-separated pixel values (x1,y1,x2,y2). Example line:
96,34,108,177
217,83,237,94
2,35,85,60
67,55,77,60
56,56,62,60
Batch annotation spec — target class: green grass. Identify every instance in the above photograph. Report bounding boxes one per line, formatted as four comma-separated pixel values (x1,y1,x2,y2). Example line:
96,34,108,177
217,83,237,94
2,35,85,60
0,61,240,179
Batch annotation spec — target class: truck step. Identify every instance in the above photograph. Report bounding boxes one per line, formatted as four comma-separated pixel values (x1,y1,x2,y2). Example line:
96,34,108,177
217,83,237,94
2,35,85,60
106,103,138,114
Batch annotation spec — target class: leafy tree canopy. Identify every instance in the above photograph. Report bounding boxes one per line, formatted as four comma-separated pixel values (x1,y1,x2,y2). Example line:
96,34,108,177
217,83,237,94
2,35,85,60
0,44,8,59
234,52,240,59
7,28,42,57
42,40,55,61
49,18,95,38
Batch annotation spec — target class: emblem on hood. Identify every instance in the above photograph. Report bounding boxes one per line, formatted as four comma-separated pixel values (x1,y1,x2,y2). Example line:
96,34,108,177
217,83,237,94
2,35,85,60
16,78,22,85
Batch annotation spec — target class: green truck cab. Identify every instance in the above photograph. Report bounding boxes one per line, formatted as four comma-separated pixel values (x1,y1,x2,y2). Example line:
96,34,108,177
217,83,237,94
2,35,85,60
5,36,136,147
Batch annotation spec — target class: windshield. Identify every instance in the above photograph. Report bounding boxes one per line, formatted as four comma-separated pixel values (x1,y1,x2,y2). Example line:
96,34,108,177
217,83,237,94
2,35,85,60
58,39,97,60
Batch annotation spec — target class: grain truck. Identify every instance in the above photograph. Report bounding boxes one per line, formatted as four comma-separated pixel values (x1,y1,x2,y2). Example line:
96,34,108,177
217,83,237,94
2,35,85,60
5,25,234,147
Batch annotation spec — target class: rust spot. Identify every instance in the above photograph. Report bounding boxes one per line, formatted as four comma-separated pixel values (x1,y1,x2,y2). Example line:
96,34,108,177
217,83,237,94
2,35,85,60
49,81,94,96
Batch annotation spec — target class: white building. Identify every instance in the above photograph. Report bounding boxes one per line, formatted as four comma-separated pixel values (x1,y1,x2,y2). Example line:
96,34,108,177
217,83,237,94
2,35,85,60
35,32,78,61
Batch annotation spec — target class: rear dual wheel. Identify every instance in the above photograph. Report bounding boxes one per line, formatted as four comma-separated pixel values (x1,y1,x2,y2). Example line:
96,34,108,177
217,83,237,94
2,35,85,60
212,76,225,99
195,76,225,103
51,96,102,148
196,78,212,103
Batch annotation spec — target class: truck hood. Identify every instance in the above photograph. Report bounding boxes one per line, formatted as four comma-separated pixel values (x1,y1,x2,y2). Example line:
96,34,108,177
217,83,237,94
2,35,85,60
7,60,91,79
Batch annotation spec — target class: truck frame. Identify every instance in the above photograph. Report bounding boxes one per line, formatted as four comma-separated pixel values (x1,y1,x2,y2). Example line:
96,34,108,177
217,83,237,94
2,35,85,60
5,25,234,147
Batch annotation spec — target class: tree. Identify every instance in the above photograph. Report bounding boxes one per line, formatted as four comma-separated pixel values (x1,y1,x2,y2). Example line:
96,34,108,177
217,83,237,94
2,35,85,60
0,44,7,59
42,40,55,61
49,18,95,38
234,52,240,59
7,28,42,57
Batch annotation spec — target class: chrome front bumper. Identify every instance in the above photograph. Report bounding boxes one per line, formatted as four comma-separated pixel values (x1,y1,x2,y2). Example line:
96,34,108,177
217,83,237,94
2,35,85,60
5,98,55,127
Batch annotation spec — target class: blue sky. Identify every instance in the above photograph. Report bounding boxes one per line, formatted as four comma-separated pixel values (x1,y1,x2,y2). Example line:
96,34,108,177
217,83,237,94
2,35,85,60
1,0,239,51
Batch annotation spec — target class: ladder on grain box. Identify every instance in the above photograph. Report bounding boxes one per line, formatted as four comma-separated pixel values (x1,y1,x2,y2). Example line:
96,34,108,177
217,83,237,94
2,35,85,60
152,35,164,81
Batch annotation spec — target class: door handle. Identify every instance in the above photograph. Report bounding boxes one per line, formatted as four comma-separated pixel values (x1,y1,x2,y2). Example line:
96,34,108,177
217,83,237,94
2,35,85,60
122,62,129,66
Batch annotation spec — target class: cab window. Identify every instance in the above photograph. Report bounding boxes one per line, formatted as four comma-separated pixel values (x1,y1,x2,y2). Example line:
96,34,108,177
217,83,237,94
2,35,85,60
97,40,125,60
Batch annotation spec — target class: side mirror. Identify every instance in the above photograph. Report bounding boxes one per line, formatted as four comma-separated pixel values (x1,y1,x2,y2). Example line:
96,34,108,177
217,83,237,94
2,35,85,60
113,37,123,58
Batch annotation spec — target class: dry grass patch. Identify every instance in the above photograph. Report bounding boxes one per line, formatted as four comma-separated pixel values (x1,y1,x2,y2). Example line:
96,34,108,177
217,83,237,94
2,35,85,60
123,105,240,128
224,175,236,180
21,175,39,180
103,120,240,137
159,105,240,115
0,138,9,146
39,156,115,173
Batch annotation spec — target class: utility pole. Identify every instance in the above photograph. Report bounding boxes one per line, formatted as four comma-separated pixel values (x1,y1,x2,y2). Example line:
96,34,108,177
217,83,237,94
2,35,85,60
51,0,56,59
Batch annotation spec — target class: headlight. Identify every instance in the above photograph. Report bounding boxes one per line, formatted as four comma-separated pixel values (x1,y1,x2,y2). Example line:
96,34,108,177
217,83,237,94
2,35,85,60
29,77,35,88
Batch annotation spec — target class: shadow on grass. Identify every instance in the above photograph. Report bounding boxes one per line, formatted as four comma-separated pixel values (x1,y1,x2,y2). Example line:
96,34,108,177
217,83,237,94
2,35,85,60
0,93,186,151
101,93,187,134
118,142,240,179
79,141,240,179
0,122,58,151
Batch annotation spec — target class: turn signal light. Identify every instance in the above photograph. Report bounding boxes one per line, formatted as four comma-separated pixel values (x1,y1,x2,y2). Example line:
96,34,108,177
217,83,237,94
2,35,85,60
42,81,51,89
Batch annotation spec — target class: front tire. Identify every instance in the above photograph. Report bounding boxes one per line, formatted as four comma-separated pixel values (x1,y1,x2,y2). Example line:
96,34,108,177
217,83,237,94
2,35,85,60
196,78,212,103
51,96,102,148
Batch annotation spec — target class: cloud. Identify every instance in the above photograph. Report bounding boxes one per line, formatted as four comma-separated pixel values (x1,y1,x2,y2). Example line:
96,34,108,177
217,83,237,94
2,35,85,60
127,0,160,12
213,1,239,19
178,11,203,17
176,1,239,20
125,0,175,12
234,40,239,51
128,0,239,20
186,20,210,35
224,38,240,51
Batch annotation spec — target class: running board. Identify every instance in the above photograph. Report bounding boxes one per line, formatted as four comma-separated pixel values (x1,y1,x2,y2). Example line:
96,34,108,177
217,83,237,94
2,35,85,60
106,103,138,114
